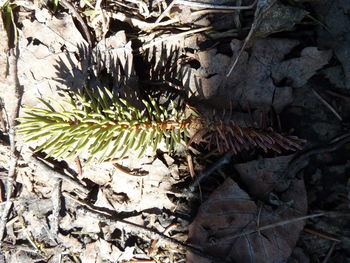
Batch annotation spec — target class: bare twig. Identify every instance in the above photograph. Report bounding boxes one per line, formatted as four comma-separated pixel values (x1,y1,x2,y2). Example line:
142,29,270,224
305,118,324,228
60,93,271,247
311,88,343,121
304,227,341,243
109,11,178,31
155,0,256,25
283,133,350,183
322,241,338,263
63,192,230,263
139,26,213,52
51,178,62,235
0,46,22,242
74,157,83,178
326,90,350,102
113,163,147,177
187,154,195,178
176,0,257,10
211,213,328,245
189,151,233,191
226,0,276,77
59,0,92,46
1,242,42,254
0,180,4,202
155,0,176,24
27,155,89,196
148,223,177,255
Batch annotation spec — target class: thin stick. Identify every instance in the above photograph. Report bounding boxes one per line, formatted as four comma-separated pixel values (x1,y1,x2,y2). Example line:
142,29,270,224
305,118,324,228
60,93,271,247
326,90,350,102
75,157,83,177
283,133,350,183
0,47,22,242
211,213,327,245
124,261,156,263
113,163,146,177
304,227,341,243
176,0,257,10
155,0,256,26
187,154,196,178
51,178,62,235
59,0,92,46
189,151,233,191
226,0,276,77
155,0,176,24
322,241,337,263
1,242,42,254
311,88,342,121
139,26,213,52
27,155,89,196
63,192,229,263
0,180,4,202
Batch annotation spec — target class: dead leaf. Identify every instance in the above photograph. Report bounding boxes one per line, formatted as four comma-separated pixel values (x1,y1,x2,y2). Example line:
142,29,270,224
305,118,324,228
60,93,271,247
313,0,350,90
108,158,177,212
98,238,122,260
234,155,296,199
80,241,98,263
255,2,309,38
58,233,83,253
272,47,332,88
187,176,307,263
229,38,299,111
15,9,87,108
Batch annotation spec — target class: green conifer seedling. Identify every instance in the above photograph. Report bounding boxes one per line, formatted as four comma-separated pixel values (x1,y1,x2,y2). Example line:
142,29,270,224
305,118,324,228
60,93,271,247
17,87,194,162
17,87,305,162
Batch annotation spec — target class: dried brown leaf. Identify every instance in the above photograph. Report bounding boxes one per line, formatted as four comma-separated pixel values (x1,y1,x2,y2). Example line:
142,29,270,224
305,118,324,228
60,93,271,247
187,177,307,263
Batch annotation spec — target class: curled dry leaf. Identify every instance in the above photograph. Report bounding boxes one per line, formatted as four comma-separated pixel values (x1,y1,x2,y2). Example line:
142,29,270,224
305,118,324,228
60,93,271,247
187,177,307,263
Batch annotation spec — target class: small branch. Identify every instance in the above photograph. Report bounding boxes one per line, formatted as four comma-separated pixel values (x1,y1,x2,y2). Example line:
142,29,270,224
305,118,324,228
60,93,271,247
155,0,256,26
326,90,350,102
189,152,233,191
212,213,327,245
59,0,92,46
176,0,257,10
27,155,89,196
311,88,342,121
63,192,229,263
322,241,338,263
139,26,213,52
112,163,147,177
226,0,276,77
283,133,350,182
189,151,233,191
1,242,42,254
74,157,83,178
51,178,62,235
155,0,176,24
0,46,22,242
304,227,341,243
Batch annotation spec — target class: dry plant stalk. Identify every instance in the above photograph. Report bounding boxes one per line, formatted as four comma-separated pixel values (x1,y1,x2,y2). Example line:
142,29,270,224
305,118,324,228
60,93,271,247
17,87,305,161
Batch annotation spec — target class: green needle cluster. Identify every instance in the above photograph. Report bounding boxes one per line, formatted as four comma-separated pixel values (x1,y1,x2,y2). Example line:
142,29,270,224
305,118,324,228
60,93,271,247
17,87,192,162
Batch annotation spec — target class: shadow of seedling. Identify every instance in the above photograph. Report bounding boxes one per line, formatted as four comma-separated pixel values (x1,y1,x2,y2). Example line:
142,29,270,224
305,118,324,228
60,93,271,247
141,42,200,110
53,42,141,107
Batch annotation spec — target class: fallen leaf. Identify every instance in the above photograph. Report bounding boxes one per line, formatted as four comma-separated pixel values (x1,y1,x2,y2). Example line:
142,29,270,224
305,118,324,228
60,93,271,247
272,47,332,88
234,155,296,199
58,233,83,254
80,241,98,263
256,2,309,38
313,0,350,90
187,176,307,263
14,10,87,107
